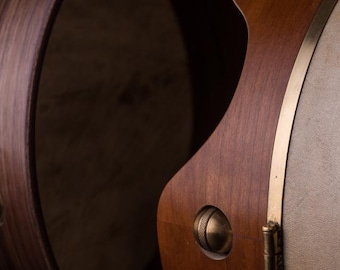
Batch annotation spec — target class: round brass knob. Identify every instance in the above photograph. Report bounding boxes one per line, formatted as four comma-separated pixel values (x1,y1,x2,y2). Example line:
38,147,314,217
193,206,232,258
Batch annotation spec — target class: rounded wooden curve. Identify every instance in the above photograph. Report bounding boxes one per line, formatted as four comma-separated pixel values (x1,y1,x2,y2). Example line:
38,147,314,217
0,0,230,269
170,0,248,152
0,1,60,269
157,0,324,269
0,1,243,268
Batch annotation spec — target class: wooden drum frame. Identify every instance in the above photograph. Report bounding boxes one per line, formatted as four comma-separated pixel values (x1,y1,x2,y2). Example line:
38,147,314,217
0,0,338,269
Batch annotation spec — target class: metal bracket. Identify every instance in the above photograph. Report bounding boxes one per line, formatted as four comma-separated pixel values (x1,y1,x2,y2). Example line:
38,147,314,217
263,222,283,270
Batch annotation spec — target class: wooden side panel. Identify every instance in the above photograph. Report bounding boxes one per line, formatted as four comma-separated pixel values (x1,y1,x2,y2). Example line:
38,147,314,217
0,1,60,269
170,0,248,152
158,0,323,269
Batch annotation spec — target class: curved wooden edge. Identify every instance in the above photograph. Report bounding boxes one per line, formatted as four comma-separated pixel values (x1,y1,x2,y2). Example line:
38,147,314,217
170,0,248,153
157,0,323,269
0,1,61,269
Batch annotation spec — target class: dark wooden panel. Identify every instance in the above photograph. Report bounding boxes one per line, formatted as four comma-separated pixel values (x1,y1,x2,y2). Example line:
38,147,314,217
0,1,60,269
157,0,323,268
170,0,248,152
0,0,325,268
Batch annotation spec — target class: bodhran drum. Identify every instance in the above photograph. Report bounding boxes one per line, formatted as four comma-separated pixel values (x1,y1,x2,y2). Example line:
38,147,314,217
1,0,339,269
283,1,340,269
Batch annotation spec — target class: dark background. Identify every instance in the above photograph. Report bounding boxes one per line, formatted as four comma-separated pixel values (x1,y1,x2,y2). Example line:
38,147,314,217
35,0,246,269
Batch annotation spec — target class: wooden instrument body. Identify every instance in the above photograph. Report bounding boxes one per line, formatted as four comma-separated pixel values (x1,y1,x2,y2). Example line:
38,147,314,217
0,0,327,269
158,0,323,269
0,1,60,269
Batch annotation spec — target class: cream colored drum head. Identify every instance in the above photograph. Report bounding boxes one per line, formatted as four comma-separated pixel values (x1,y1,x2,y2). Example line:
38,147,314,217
283,1,340,269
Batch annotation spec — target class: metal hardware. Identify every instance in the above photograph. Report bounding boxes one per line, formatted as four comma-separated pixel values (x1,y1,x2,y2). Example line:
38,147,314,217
266,1,337,268
193,206,232,259
267,0,338,225
263,222,283,270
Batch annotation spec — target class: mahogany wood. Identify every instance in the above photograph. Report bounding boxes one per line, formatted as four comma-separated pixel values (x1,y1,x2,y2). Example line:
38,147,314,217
0,0,325,269
170,0,248,152
0,1,60,269
158,0,323,269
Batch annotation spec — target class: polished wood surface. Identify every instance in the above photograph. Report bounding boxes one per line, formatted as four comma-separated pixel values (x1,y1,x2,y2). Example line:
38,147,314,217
158,0,323,269
170,0,248,152
0,1,60,269
0,0,325,269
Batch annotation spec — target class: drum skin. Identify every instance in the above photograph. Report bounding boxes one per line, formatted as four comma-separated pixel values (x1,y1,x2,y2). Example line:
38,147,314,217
283,2,340,268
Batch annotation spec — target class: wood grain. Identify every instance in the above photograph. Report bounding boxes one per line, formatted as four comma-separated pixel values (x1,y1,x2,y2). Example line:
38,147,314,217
0,1,60,269
158,0,323,269
170,0,248,152
0,0,325,268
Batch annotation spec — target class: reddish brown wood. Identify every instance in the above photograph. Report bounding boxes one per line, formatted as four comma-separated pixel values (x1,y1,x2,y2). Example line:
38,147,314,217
0,0,325,268
158,0,323,269
170,0,248,152
0,1,60,269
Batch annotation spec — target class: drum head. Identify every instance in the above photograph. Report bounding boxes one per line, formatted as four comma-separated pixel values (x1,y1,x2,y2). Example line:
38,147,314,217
283,1,340,268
